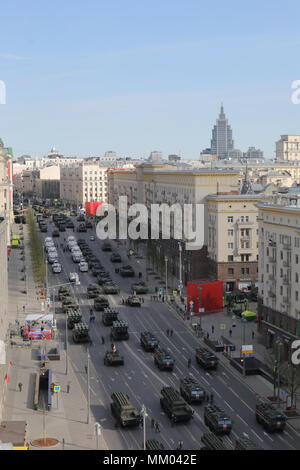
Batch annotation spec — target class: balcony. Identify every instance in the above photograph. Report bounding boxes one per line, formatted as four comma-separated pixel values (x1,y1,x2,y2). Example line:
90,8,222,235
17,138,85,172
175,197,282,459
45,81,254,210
268,257,276,263
283,277,291,285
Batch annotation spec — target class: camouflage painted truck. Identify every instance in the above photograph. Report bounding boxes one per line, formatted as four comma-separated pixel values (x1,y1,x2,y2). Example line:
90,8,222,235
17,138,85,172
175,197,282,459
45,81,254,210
110,392,141,427
160,386,194,424
72,322,90,343
67,310,82,329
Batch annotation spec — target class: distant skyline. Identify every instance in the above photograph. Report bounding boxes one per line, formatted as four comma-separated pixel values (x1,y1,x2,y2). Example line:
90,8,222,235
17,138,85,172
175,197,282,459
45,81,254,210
1,0,300,159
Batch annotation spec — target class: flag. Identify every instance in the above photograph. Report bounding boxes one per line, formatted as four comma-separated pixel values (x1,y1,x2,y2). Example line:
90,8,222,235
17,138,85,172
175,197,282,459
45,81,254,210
4,374,9,383
268,239,273,246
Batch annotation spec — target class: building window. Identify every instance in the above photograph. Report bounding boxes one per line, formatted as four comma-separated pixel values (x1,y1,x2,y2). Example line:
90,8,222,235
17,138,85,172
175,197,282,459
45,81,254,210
280,286,283,295
228,268,234,275
228,255,233,262
296,273,299,283
297,255,299,265
228,230,233,236
228,243,233,249
296,291,299,301
227,216,233,223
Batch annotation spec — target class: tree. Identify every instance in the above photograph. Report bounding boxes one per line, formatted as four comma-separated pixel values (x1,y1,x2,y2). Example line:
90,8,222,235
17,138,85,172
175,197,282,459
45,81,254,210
282,364,300,408
264,345,286,400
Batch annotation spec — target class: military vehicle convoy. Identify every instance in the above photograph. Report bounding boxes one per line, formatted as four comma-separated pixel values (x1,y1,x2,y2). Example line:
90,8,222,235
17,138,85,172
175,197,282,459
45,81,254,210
145,440,164,450
62,296,79,313
160,387,194,424
110,392,141,427
204,404,232,435
102,308,119,326
110,253,122,263
94,295,110,311
72,322,90,343
179,377,207,404
104,349,124,366
58,286,72,301
111,320,129,340
127,296,141,307
154,347,174,370
67,310,82,329
120,265,135,277
195,347,218,370
131,281,149,294
200,433,230,450
255,402,286,432
103,282,120,295
87,283,102,298
140,331,159,351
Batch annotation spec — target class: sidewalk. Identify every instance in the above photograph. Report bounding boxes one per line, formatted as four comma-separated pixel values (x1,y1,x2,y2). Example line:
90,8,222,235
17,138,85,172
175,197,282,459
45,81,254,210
2,223,101,449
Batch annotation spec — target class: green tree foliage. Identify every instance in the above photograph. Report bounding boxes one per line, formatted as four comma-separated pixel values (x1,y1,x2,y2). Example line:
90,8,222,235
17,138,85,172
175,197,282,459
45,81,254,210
26,208,46,284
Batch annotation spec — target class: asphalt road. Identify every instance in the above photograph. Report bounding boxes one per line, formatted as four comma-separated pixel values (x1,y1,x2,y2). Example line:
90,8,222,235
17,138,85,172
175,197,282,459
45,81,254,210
39,215,300,451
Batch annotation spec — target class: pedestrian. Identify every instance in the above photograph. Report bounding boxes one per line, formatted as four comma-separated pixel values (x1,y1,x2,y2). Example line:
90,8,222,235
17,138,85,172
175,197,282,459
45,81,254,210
229,329,232,338
206,393,209,402
155,421,160,433
162,296,164,302
170,329,173,337
252,331,255,339
18,382,23,392
211,325,214,334
177,440,183,450
142,297,144,304
166,329,169,337
151,418,155,429
84,365,88,374
206,332,209,339
23,305,25,313
67,383,70,394
188,357,191,368
101,336,105,344
210,392,214,404
26,441,29,450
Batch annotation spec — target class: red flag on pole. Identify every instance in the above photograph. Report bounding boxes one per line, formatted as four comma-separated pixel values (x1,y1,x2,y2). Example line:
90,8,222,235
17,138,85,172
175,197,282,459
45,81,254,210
4,374,9,383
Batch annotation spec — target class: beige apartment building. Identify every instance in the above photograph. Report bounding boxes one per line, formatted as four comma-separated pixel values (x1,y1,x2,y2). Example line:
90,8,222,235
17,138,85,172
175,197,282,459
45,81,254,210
206,194,262,292
108,163,240,283
257,202,300,354
60,163,108,208
276,135,300,162
35,165,60,200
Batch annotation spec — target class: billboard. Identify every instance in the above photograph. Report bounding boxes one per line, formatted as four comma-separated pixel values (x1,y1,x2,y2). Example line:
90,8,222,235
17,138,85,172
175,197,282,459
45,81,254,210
85,201,102,217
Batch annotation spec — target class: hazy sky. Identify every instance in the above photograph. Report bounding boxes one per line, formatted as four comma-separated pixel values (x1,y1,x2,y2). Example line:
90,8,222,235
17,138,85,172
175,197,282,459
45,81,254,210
1,0,300,159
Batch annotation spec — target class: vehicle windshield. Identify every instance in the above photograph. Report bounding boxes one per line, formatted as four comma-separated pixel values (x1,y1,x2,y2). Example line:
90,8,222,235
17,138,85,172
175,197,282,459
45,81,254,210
218,419,231,425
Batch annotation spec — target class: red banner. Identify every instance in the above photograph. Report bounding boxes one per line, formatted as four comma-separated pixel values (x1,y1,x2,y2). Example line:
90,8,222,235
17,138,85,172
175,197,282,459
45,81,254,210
187,280,223,314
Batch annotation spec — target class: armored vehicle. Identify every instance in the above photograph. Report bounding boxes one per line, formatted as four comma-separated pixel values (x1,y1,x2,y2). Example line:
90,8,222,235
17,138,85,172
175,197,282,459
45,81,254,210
110,392,141,427
201,433,230,451
120,265,135,277
235,436,263,450
72,322,90,343
94,295,109,311
131,281,149,294
204,404,232,435
67,310,82,329
102,308,119,326
87,284,102,298
179,377,206,404
110,253,122,263
154,347,174,371
92,265,104,276
140,331,159,351
58,286,72,301
62,297,79,313
102,241,112,251
145,440,164,450
127,296,141,307
77,223,87,232
160,387,194,424
104,349,124,366
111,320,129,340
103,282,120,295
255,402,286,432
97,273,112,285
195,347,218,370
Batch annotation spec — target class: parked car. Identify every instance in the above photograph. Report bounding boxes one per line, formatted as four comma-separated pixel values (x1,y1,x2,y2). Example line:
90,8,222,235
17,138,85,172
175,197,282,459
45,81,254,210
52,262,62,273
79,262,88,272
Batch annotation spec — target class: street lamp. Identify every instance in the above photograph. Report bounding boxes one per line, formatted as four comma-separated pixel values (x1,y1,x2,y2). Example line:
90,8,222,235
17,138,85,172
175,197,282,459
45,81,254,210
178,242,183,297
141,404,148,450
276,339,283,406
165,256,168,297
242,317,247,345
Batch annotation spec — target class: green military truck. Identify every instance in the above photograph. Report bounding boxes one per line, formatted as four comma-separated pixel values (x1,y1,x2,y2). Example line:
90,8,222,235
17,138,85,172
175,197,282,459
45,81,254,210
111,320,129,340
140,331,159,351
102,308,119,326
120,265,135,277
255,402,286,433
154,347,175,371
110,392,141,427
127,296,141,307
195,347,218,370
104,349,124,366
72,322,90,343
179,377,206,404
87,283,102,298
58,286,72,301
204,404,232,435
160,387,194,424
131,281,149,294
94,295,109,311
103,282,120,295
62,296,79,313
200,432,231,450
67,310,82,329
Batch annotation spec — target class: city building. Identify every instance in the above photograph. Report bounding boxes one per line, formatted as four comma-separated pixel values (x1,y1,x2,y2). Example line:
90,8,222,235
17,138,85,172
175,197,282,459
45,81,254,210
210,104,234,158
276,135,300,162
35,165,60,200
243,146,264,160
257,201,300,355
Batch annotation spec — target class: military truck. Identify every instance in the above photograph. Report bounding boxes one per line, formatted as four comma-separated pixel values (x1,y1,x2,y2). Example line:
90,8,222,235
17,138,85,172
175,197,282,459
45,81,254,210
110,392,141,427
255,402,286,432
195,347,218,370
204,404,232,435
97,273,112,285
102,241,112,251
110,253,121,263
127,296,141,307
235,436,263,450
120,265,135,277
103,282,120,295
102,308,119,326
145,440,164,450
87,284,102,298
104,349,124,366
72,322,90,343
67,310,82,329
58,286,72,301
131,281,149,294
179,377,206,404
62,297,79,313
111,320,129,340
94,295,109,311
140,331,159,351
160,387,194,424
154,347,174,371
200,433,231,451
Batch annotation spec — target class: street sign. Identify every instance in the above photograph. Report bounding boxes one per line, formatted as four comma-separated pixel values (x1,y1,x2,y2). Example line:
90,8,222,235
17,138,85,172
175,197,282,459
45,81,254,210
241,345,253,355
199,308,205,313
54,385,60,393
220,324,226,330
189,300,194,305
